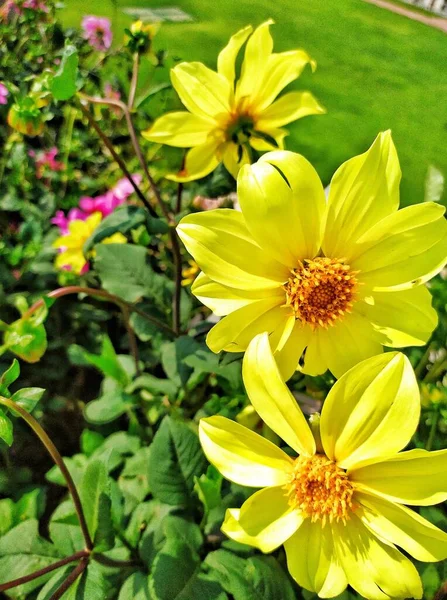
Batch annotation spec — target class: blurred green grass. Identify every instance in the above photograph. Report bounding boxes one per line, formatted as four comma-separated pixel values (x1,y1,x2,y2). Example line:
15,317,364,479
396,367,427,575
63,0,447,206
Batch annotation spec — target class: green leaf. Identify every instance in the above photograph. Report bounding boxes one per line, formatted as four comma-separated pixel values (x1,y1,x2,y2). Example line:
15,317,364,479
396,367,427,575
162,515,203,553
149,537,200,600
10,387,45,413
205,551,296,600
49,500,84,556
0,360,20,394
161,336,201,387
84,206,147,252
79,336,129,386
79,459,114,551
38,562,109,600
0,499,15,536
95,244,155,303
81,430,105,457
0,520,61,597
119,572,151,600
3,317,47,363
0,408,13,446
84,388,131,424
127,374,178,399
184,349,242,390
194,465,223,520
51,45,79,100
149,416,207,507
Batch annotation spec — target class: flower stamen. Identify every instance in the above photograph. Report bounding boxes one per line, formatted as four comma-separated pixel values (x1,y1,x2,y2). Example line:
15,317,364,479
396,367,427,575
287,455,355,525
284,257,359,329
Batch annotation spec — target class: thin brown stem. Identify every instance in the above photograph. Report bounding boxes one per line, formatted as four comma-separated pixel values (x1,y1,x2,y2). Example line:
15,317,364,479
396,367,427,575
92,554,138,568
78,101,158,218
23,286,176,338
0,397,93,550
171,232,182,335
49,558,89,600
121,305,141,376
0,550,89,592
128,53,139,110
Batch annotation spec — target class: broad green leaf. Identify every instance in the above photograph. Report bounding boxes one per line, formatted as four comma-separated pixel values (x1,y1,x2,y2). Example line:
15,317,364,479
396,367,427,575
10,387,45,413
0,499,15,536
119,447,151,515
184,349,242,390
149,416,207,507
84,206,147,252
205,551,296,600
149,538,200,600
80,336,129,386
0,408,13,446
194,465,223,521
0,520,61,598
79,459,114,551
46,454,88,488
95,244,155,303
161,336,201,387
162,515,203,553
118,572,151,600
51,45,79,100
80,430,105,457
15,488,45,522
84,389,131,425
49,500,84,556
127,374,178,399
38,562,109,600
3,318,47,363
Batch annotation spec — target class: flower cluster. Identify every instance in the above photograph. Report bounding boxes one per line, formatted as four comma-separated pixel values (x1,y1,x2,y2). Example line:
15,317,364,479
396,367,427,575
51,175,140,274
29,147,64,178
81,15,113,52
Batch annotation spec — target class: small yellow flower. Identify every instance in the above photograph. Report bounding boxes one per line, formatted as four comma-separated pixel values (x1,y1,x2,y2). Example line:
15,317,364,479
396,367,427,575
181,259,199,287
178,131,447,378
53,212,127,275
143,20,324,181
125,20,159,55
200,333,447,598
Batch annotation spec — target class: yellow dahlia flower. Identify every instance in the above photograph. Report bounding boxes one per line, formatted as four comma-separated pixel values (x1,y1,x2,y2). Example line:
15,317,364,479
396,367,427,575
53,212,127,275
177,131,447,378
142,20,324,182
199,334,447,599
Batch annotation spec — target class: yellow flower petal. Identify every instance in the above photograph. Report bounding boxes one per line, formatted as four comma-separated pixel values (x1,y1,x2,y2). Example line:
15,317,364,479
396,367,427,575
236,20,274,103
199,415,292,487
356,286,438,347
352,202,447,291
217,24,253,85
142,111,215,147
273,321,311,381
249,127,287,151
192,272,283,316
238,151,326,267
206,300,288,353
171,62,231,118
351,448,447,506
284,519,348,597
358,492,447,562
176,209,289,290
222,141,251,179
323,131,401,259
102,233,127,245
252,50,316,111
54,249,86,275
236,486,303,552
243,332,315,456
166,137,220,182
333,515,422,600
306,312,383,378
320,352,420,470
257,91,326,129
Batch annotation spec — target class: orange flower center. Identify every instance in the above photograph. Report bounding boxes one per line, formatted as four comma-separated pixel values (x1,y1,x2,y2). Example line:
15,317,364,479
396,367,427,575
287,454,355,525
284,257,359,329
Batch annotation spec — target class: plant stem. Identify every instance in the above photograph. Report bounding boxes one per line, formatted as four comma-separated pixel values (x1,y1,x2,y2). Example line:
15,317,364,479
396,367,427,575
423,354,447,383
77,101,157,218
128,53,139,110
176,180,184,214
0,397,93,551
23,286,176,338
92,554,138,568
121,304,141,375
0,550,89,592
426,403,440,451
49,558,89,600
414,342,433,379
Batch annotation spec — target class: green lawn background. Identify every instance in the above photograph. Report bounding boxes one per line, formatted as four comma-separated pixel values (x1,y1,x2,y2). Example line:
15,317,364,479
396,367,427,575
62,0,447,206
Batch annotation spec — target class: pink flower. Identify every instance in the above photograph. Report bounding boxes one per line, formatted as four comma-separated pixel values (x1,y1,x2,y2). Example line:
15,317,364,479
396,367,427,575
0,0,21,20
0,83,9,106
23,0,48,11
29,147,64,178
51,208,87,235
79,175,142,217
82,15,112,51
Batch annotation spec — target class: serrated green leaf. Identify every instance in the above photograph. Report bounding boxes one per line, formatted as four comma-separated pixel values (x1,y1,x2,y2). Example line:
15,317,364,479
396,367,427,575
205,551,296,600
80,336,129,386
84,206,147,252
149,538,200,600
161,336,201,387
194,465,223,522
118,572,151,600
0,408,13,446
10,387,45,413
51,45,79,100
79,459,114,551
149,416,207,507
49,500,84,556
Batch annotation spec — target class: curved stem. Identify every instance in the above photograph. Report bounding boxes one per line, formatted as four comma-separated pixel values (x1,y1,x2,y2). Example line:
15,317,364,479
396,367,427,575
0,397,93,551
92,553,138,568
0,550,89,592
23,286,176,338
49,558,89,600
77,101,157,218
128,53,139,110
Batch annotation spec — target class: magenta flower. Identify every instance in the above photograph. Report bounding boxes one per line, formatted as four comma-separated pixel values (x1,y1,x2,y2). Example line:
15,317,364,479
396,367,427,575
23,0,48,12
29,147,64,178
82,15,113,51
79,175,142,217
0,83,9,106
51,208,87,235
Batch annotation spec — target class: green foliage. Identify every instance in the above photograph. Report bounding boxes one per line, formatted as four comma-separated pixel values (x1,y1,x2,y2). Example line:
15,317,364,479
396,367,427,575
51,45,79,101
